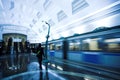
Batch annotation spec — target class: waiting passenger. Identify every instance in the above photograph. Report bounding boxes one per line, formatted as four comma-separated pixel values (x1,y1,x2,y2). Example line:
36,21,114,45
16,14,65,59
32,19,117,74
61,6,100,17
36,43,45,70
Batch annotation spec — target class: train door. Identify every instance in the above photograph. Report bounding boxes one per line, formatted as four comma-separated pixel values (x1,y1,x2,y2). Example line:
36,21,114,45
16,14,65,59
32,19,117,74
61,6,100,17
62,39,68,59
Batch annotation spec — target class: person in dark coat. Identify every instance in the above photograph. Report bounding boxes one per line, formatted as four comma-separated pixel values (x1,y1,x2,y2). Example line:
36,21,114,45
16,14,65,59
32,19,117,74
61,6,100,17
36,43,45,70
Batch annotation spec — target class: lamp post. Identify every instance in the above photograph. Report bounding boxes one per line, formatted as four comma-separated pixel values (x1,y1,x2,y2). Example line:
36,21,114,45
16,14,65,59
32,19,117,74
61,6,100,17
42,21,50,60
42,21,50,80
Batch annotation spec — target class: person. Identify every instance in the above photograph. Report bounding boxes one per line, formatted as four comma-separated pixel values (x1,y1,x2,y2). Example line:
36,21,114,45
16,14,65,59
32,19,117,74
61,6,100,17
36,43,45,70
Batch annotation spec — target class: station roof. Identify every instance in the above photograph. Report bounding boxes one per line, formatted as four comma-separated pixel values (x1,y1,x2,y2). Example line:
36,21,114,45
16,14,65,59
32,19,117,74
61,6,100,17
0,0,120,43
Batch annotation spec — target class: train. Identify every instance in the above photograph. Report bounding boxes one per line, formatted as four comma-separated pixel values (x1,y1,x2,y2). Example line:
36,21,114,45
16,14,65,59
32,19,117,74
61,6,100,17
41,25,120,69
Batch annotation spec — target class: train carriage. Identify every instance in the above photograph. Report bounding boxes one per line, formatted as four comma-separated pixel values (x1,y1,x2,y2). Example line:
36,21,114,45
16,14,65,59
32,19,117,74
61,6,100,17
47,26,120,69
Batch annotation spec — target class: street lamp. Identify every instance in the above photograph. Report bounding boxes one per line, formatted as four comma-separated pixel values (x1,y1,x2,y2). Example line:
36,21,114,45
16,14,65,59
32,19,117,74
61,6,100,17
42,21,50,79
42,21,50,59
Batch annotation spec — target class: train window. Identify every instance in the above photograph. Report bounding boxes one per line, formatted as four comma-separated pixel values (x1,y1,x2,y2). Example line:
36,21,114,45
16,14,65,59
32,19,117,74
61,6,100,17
69,42,74,51
103,38,120,52
75,41,81,51
49,43,55,50
82,39,90,50
82,38,102,51
56,42,62,50
69,40,80,51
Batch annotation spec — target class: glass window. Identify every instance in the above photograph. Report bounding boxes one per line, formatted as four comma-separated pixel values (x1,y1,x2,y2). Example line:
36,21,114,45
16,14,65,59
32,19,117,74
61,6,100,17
49,43,55,50
69,40,80,51
82,38,102,51
104,38,120,52
69,42,74,51
56,42,62,50
82,39,90,50
81,37,120,52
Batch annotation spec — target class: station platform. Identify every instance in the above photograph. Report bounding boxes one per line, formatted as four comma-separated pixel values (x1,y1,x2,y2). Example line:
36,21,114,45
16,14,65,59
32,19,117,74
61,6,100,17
0,53,120,80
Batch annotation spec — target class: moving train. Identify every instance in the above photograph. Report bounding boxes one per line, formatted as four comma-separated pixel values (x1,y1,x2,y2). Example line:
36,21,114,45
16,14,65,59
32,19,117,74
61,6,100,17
44,25,120,69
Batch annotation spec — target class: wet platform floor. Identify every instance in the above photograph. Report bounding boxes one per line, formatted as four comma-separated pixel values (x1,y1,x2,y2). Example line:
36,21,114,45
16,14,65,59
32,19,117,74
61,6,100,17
0,53,120,80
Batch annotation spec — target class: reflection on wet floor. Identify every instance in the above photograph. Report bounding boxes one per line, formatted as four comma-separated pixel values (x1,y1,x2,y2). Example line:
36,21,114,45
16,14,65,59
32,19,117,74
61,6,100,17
0,53,120,80
2,65,110,80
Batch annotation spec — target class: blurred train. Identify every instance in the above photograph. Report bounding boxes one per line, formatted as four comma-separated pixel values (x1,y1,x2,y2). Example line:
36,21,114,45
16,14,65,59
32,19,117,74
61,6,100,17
40,25,120,69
